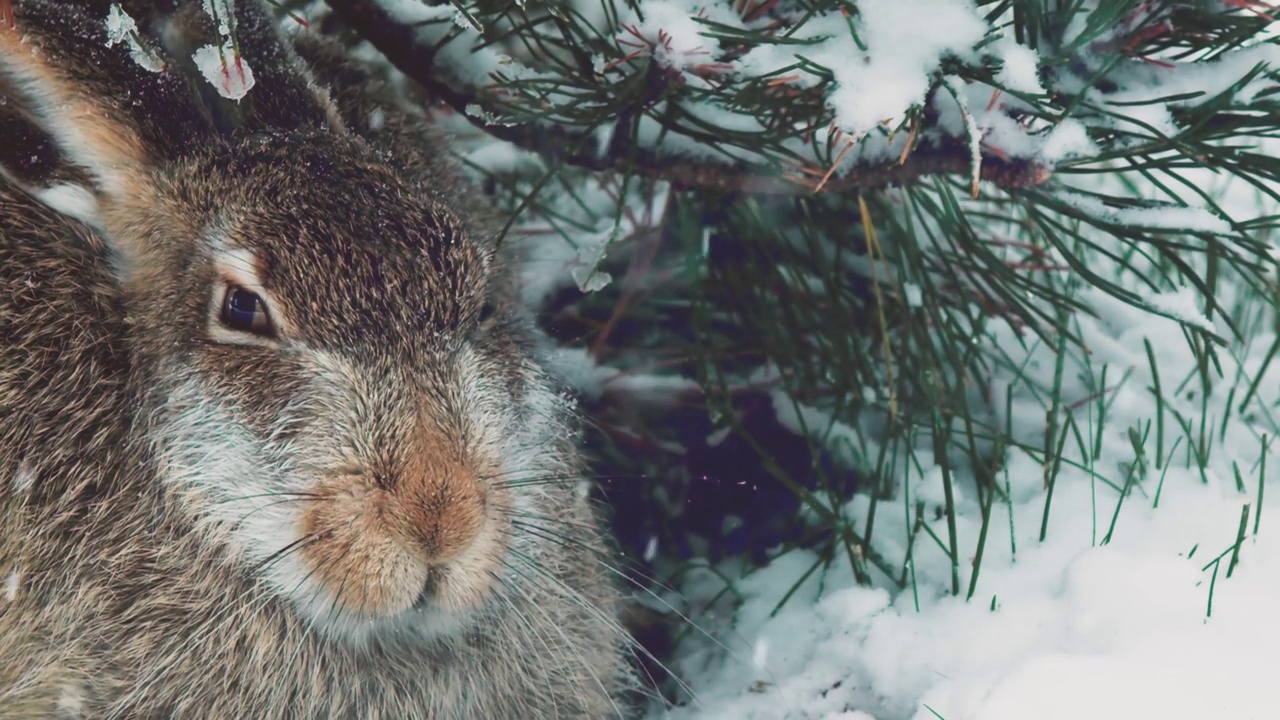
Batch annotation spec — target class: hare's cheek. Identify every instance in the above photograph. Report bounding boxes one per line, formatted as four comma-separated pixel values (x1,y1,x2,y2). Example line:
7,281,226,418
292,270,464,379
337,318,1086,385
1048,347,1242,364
195,350,307,436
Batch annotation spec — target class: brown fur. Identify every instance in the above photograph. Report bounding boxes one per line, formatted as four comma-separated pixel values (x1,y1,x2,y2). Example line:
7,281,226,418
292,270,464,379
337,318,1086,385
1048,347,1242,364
0,1,636,717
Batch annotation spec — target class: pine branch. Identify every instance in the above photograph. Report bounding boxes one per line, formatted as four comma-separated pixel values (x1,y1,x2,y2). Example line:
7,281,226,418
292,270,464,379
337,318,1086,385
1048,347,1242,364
323,0,1051,194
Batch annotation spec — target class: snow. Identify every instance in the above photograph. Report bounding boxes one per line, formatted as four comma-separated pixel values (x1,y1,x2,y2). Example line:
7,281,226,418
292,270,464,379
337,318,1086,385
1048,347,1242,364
728,1,991,144
645,536,661,563
902,283,923,308
189,0,255,101
656,280,1280,719
769,389,863,469
816,2,988,140
1035,119,1094,163
605,371,702,404
1058,19,1280,149
1144,289,1215,332
570,229,616,293
1110,205,1233,234
613,2,741,82
501,170,670,305
989,37,1044,95
377,0,449,25
1106,43,1280,110
103,2,134,41
942,76,982,195
619,114,1278,720
193,40,255,101
374,0,1109,173
376,0,517,88
544,346,702,407
367,0,1280,196
545,347,615,400
104,4,166,73
1053,191,1233,238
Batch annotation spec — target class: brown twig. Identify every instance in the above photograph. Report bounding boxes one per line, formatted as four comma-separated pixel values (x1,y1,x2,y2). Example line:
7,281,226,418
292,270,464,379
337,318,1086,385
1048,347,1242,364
324,0,1052,194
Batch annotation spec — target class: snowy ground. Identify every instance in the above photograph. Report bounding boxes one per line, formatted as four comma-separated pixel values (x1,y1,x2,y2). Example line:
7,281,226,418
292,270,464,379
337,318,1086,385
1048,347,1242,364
625,144,1280,717
656,291,1280,720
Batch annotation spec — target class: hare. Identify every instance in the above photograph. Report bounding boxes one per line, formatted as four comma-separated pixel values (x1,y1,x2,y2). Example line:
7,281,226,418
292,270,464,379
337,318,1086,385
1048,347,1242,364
0,1,636,717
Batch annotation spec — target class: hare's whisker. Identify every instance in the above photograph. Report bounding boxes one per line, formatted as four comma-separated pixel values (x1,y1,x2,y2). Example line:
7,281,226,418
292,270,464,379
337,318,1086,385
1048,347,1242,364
250,530,329,577
499,549,695,707
492,505,603,535
485,571,571,717
321,516,364,628
210,491,322,507
230,497,324,531
494,557,624,718
497,521,736,706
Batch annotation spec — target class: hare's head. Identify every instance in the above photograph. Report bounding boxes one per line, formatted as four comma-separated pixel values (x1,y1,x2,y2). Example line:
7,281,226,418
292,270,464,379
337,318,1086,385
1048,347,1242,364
0,1,584,642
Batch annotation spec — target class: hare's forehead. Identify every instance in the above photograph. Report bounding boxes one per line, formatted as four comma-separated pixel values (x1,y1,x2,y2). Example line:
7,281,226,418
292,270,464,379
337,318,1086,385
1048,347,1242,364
206,211,488,337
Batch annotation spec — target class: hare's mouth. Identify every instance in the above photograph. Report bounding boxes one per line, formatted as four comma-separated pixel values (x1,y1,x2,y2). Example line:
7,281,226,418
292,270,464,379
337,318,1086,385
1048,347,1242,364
411,574,440,611
268,467,513,644
277,524,507,645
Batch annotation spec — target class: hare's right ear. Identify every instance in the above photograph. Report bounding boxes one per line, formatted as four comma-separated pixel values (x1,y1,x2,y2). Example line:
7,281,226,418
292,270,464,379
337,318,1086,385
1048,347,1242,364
0,1,205,216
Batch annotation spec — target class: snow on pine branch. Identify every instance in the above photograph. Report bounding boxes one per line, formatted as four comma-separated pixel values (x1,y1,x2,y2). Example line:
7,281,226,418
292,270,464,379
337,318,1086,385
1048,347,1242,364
193,0,255,100
105,4,166,72
354,0,1085,188
105,2,254,100
344,0,1280,196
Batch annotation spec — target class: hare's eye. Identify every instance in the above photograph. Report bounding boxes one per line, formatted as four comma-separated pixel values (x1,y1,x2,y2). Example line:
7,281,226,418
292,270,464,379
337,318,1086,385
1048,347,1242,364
220,286,274,337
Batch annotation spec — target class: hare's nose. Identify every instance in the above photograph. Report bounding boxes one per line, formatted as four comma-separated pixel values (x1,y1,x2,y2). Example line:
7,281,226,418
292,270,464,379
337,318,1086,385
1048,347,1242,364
384,463,486,566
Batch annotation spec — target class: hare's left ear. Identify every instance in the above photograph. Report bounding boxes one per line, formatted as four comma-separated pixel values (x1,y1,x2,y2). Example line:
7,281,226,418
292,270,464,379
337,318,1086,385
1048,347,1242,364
0,1,347,214
0,73,64,188
0,1,205,208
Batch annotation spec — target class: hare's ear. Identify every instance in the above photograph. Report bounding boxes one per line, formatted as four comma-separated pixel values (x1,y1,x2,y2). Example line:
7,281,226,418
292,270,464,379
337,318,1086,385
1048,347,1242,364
0,74,63,188
0,1,205,208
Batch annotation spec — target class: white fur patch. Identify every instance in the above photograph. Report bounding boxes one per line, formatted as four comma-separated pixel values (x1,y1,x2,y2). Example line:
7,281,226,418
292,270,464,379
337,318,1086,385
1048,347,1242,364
104,4,167,73
209,240,266,296
54,681,84,718
458,345,542,514
31,184,101,227
153,358,465,644
3,570,19,601
11,462,35,493
156,375,298,564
